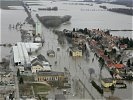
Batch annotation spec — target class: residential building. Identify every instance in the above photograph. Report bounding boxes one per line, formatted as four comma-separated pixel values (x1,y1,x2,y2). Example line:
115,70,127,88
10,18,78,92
112,64,125,69
69,47,82,57
31,58,51,73
47,50,55,57
101,78,116,88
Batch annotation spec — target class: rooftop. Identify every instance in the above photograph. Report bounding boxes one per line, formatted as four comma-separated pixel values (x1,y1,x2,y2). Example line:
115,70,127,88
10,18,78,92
113,64,125,69
102,78,114,83
69,47,82,52
36,71,64,76
37,54,48,62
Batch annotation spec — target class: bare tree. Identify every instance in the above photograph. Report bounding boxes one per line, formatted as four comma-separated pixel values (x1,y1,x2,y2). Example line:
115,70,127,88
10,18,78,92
88,68,95,80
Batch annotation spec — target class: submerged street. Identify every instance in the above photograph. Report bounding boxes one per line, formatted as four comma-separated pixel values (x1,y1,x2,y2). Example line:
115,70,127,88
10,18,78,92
0,0,133,100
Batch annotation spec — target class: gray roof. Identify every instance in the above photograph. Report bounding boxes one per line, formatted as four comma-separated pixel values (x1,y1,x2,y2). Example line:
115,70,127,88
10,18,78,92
37,54,48,62
31,58,39,64
102,78,114,83
32,61,43,67
36,71,64,76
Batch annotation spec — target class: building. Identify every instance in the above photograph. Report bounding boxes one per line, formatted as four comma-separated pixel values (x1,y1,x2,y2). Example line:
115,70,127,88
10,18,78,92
35,71,64,82
112,64,125,69
31,58,51,73
31,59,51,73
69,47,82,57
34,35,42,43
37,54,51,68
47,50,55,57
12,42,41,66
101,78,116,88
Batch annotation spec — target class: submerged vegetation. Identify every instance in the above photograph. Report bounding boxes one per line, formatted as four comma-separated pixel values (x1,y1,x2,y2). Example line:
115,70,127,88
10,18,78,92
36,14,71,28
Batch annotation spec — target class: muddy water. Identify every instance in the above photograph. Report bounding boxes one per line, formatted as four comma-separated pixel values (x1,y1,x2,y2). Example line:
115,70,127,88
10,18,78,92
1,0,133,99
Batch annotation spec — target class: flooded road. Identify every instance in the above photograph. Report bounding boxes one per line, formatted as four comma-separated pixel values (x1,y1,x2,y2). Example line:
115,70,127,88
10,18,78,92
1,0,133,99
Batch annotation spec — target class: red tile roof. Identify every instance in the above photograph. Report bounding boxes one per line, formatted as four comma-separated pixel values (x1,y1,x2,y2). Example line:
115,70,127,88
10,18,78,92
113,64,125,69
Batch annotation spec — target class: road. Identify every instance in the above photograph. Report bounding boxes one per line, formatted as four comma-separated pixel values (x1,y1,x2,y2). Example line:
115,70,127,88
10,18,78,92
9,55,20,100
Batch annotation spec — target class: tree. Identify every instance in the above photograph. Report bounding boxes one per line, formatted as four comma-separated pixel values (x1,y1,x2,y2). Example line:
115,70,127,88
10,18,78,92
88,68,95,80
98,57,105,80
19,77,24,84
127,59,131,67
104,50,107,55
17,69,20,77
120,60,123,64
84,28,88,34
78,29,84,33
9,93,14,100
73,28,75,32
131,62,133,66
111,48,116,55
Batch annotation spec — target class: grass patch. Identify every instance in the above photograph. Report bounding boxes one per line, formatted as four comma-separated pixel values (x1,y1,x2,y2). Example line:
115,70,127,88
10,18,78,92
19,83,32,97
19,83,51,98
21,75,35,82
31,83,51,94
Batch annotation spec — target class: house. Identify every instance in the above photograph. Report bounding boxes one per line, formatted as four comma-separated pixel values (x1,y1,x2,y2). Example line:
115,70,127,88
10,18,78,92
69,47,82,57
31,62,44,73
101,78,116,88
37,54,51,70
35,71,64,82
119,44,127,50
47,50,55,57
112,64,125,69
37,54,49,64
31,58,51,73
34,36,42,43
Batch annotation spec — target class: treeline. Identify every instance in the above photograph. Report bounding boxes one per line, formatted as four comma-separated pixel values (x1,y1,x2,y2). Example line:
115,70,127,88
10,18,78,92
38,7,58,11
108,8,133,16
119,37,133,48
110,0,133,7
99,5,107,9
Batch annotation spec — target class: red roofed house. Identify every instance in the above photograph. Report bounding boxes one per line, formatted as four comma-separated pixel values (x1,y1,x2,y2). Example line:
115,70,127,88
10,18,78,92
113,64,125,69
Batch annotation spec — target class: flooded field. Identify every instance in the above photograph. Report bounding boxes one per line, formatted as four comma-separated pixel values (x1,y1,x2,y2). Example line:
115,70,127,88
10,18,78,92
1,0,133,99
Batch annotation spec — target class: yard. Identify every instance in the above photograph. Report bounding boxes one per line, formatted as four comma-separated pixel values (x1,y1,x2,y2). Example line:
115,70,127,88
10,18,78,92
19,83,51,99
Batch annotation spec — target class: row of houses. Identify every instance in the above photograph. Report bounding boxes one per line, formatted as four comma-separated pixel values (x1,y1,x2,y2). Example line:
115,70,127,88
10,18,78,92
79,29,133,88
89,30,132,77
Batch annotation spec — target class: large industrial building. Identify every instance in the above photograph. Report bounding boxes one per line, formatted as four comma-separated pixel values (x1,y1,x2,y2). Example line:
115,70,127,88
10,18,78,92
12,42,41,67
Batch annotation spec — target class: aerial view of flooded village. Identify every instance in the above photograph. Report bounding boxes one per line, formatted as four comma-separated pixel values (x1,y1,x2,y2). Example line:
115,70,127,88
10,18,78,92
0,0,133,100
